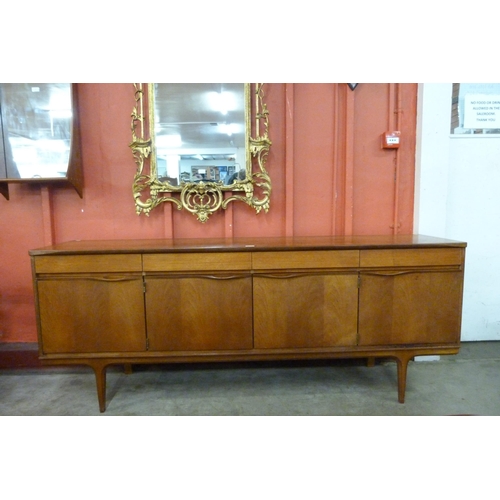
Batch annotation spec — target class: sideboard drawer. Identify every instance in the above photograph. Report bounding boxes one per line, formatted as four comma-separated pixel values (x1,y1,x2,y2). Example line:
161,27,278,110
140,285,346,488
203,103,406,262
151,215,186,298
252,250,359,270
34,254,142,274
360,248,464,268
143,252,252,272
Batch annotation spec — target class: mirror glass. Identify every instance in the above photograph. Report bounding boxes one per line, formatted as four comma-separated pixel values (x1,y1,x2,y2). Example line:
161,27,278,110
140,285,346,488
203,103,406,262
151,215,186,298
131,83,272,222
153,83,248,186
0,83,72,179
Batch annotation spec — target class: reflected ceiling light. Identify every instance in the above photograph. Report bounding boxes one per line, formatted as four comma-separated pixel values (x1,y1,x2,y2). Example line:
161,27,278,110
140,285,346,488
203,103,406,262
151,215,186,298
218,123,241,136
50,109,72,119
208,91,237,115
38,139,69,151
49,90,72,119
156,134,182,148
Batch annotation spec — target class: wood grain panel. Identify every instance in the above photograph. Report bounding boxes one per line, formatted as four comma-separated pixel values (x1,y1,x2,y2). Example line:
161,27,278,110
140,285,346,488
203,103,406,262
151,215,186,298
143,252,252,272
360,248,464,268
37,276,146,353
252,250,359,270
146,276,253,351
358,271,463,345
253,274,358,348
34,254,142,274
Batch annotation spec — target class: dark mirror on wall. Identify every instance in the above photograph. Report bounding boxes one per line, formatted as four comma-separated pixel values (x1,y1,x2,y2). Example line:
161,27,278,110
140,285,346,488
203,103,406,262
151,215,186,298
0,83,83,200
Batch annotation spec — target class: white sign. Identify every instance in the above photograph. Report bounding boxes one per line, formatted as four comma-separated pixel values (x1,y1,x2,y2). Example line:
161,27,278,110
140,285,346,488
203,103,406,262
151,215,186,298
464,94,500,129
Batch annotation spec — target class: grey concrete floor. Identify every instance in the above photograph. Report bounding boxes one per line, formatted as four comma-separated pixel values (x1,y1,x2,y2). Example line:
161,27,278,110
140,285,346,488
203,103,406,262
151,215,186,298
1,341,499,415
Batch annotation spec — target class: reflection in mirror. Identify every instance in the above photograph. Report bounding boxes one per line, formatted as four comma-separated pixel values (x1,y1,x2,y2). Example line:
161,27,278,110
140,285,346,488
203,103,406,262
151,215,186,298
0,83,72,179
131,83,271,222
154,83,248,187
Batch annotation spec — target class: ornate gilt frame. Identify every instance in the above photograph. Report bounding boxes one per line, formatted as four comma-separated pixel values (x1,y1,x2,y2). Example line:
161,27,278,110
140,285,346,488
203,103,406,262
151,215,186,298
130,83,271,222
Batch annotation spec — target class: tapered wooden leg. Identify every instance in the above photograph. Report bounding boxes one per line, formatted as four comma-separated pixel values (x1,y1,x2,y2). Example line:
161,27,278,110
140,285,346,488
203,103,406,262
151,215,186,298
396,354,412,403
124,363,133,375
91,362,108,413
366,357,376,367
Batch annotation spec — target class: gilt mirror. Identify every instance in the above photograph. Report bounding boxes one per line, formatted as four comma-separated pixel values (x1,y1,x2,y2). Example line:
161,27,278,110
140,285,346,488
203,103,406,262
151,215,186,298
130,83,271,222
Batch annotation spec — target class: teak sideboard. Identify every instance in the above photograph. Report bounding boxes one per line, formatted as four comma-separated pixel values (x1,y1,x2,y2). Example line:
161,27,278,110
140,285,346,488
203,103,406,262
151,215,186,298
29,235,466,412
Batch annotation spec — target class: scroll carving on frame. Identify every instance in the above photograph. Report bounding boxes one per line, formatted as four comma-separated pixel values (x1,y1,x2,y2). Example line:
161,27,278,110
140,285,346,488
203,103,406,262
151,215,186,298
130,83,272,223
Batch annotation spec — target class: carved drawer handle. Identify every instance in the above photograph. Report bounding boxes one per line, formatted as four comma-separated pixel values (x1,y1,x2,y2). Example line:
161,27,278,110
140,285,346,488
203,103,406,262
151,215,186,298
362,268,458,277
256,273,304,279
91,276,140,282
255,272,342,279
184,274,249,280
152,274,251,280
363,271,417,277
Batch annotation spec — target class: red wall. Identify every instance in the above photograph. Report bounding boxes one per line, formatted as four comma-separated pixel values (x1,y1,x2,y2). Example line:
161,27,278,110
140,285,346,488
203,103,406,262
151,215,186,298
0,83,417,343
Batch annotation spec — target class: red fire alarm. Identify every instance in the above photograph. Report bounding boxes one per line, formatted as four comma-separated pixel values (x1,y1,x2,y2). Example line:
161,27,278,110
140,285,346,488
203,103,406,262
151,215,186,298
382,131,401,149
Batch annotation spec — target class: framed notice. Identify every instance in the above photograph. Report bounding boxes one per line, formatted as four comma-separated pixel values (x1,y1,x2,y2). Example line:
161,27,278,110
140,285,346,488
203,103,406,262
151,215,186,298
464,95,500,129
451,83,500,134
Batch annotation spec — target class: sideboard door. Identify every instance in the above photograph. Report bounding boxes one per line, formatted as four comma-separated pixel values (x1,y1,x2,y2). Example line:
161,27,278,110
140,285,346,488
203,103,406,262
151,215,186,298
358,270,464,346
37,275,147,353
145,275,253,351
253,273,359,349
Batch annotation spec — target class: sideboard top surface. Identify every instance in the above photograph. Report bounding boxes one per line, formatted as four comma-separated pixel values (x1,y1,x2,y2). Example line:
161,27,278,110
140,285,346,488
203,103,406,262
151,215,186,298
29,234,467,257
